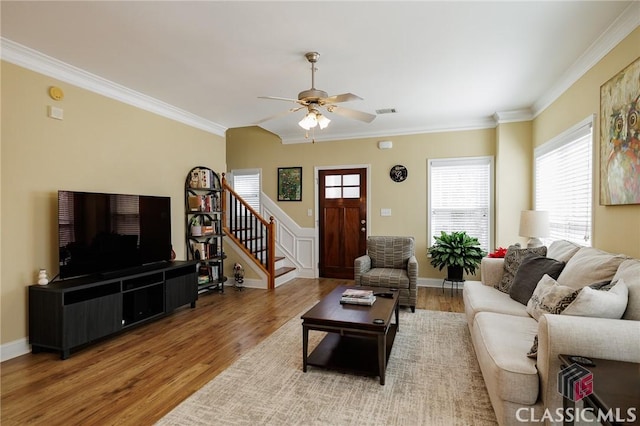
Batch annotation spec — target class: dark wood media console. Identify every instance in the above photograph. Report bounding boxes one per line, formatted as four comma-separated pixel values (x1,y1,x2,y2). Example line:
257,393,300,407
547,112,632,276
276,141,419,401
29,260,198,359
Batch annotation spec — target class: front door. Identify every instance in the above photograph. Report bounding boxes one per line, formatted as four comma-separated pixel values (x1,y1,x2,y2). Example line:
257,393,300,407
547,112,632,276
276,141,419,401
318,168,367,279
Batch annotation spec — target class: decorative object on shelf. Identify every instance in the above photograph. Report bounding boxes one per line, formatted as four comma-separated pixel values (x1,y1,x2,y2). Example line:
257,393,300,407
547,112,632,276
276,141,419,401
278,167,302,201
428,231,486,278
389,165,407,182
600,57,640,205
37,268,49,285
519,210,549,248
185,166,226,293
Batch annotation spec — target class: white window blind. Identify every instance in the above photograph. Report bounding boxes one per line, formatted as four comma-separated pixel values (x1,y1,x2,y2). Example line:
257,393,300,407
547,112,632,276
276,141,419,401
232,169,261,213
428,157,493,252
535,117,593,246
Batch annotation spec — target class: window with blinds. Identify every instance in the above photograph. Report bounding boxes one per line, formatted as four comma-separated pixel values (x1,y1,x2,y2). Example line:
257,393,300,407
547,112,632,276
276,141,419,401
232,169,261,212
535,117,593,246
428,156,493,253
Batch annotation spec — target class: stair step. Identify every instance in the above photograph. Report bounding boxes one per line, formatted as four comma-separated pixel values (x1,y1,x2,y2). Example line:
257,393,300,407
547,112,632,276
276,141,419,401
274,266,295,278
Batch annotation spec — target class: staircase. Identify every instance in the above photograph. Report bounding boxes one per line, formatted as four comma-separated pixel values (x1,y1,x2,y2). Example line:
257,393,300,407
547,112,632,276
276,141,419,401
221,175,295,289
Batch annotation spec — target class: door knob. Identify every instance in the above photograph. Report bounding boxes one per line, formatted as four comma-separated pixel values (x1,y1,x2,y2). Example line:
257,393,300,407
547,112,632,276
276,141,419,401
361,227,366,232
360,219,366,224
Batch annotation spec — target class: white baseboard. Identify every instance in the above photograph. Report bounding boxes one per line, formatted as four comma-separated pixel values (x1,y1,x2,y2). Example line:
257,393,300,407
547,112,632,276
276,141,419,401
418,278,480,288
1,338,30,362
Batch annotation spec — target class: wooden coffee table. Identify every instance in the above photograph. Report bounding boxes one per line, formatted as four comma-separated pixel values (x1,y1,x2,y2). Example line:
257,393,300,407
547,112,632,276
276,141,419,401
301,285,400,385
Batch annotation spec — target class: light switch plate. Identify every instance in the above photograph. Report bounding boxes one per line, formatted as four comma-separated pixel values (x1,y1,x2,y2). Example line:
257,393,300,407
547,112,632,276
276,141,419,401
381,208,392,216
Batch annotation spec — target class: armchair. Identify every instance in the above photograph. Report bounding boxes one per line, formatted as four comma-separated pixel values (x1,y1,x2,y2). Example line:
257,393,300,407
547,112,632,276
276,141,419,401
354,236,417,312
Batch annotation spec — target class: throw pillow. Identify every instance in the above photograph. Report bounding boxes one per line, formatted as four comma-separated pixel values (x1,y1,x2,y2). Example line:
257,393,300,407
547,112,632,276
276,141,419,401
496,245,547,293
562,279,628,319
556,247,627,290
546,240,581,263
526,274,580,321
509,254,566,305
611,259,640,320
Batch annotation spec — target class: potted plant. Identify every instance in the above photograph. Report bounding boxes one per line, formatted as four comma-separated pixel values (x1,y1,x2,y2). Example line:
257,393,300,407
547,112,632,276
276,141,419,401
190,216,203,236
428,231,486,280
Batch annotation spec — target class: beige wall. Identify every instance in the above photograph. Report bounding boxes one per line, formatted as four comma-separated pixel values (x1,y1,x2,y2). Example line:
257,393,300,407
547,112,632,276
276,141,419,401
227,126,497,279
532,27,640,258
1,62,226,344
495,121,533,248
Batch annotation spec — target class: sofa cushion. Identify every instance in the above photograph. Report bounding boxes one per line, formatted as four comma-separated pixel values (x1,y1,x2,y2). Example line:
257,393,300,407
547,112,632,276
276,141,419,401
463,281,530,325
360,268,410,289
546,239,581,263
471,312,539,405
509,254,565,305
612,259,640,320
526,275,580,321
496,245,547,293
556,246,627,290
562,279,628,319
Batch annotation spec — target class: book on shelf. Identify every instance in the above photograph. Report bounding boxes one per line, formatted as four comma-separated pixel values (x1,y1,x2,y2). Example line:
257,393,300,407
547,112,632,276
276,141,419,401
342,289,374,299
340,295,376,306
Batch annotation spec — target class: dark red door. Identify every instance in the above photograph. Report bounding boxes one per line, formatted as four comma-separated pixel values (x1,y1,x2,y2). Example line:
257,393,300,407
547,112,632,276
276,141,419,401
318,168,367,279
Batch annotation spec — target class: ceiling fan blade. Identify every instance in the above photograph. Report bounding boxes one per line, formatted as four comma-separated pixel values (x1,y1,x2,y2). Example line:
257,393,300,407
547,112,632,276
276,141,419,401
322,93,363,105
258,96,305,104
326,105,376,123
255,106,305,125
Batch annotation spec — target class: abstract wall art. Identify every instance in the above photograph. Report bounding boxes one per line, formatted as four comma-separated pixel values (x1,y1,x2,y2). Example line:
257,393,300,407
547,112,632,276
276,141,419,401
600,57,640,205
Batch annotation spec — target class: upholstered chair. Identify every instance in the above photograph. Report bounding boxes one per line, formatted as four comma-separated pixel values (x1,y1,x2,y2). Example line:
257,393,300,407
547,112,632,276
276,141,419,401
354,236,417,312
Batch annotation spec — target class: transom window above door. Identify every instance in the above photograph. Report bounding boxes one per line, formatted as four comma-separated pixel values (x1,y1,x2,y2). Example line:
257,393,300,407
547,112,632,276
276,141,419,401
324,174,361,199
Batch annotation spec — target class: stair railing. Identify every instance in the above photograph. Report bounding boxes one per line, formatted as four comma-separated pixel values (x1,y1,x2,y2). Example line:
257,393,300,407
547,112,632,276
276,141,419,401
221,174,276,289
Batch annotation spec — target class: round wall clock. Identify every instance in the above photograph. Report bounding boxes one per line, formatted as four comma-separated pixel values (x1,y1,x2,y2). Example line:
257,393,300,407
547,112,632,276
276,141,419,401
389,165,408,182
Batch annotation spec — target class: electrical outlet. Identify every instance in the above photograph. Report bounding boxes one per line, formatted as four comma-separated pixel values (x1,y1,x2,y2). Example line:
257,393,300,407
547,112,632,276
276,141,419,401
381,208,392,216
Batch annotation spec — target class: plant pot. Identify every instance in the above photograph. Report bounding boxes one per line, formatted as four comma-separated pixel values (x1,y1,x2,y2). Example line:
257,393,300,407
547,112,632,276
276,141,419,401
191,225,202,236
447,265,464,281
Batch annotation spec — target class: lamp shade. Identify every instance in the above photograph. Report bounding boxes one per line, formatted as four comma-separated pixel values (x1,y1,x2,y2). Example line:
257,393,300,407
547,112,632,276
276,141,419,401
519,210,550,248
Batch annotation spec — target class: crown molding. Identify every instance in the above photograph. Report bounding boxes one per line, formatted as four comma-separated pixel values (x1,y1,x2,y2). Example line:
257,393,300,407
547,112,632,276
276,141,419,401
531,1,640,117
0,37,226,136
277,116,498,144
493,109,534,124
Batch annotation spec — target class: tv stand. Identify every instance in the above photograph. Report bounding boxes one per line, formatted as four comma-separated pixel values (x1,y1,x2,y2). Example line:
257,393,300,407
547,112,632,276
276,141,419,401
29,261,198,359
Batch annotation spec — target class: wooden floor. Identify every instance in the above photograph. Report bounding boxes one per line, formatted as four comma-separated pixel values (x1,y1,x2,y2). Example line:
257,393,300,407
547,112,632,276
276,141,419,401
1,279,464,426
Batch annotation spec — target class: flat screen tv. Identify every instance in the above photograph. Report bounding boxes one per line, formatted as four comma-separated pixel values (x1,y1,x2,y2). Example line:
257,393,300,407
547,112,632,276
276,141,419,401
58,190,172,279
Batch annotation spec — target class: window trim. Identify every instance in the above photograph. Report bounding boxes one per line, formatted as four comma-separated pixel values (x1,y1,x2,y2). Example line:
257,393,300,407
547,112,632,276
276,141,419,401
427,155,494,253
229,168,262,214
533,114,594,247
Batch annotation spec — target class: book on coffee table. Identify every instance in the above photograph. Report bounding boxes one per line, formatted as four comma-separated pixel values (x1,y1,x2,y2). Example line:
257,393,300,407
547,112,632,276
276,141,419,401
340,295,376,305
342,289,374,298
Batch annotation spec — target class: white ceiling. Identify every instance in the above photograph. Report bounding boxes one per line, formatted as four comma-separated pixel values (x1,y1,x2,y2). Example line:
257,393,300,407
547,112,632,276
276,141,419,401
1,1,638,143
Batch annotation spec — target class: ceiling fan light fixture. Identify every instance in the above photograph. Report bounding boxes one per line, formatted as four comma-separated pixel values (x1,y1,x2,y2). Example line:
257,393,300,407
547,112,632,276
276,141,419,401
298,111,317,130
317,114,330,129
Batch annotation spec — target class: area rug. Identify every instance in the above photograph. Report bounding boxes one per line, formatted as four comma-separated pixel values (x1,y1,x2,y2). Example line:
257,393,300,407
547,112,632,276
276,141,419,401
157,310,496,426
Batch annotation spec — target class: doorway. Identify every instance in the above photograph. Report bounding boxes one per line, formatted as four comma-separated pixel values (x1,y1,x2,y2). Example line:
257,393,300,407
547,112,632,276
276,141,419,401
318,167,368,279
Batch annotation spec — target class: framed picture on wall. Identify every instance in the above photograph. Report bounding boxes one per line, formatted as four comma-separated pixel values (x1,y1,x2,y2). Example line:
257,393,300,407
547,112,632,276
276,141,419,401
599,57,640,205
277,167,302,201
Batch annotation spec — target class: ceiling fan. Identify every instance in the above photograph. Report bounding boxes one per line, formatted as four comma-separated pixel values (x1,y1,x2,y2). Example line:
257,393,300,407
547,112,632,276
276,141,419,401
256,52,376,131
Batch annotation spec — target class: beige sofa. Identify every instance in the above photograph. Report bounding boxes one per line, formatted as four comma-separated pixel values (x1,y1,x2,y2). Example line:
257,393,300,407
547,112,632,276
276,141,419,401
463,240,640,425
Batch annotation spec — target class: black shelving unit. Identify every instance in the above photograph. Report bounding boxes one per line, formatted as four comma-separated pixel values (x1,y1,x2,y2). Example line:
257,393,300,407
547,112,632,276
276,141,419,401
185,166,226,293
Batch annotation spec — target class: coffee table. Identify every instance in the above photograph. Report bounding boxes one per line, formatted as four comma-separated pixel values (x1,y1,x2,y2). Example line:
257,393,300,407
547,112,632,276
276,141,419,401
301,285,400,385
